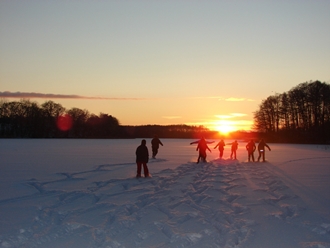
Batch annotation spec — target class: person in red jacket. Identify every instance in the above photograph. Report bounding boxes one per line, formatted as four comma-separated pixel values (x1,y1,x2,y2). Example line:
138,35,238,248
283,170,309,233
136,139,150,178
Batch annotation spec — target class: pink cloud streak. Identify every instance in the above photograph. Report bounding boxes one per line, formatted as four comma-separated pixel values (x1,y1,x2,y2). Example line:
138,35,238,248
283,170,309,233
0,91,143,100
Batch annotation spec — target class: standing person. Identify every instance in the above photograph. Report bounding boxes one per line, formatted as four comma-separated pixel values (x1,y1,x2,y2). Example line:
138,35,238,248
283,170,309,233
136,139,150,178
214,139,225,159
190,137,214,145
257,139,271,162
246,139,256,162
196,137,211,163
230,140,238,160
151,135,163,159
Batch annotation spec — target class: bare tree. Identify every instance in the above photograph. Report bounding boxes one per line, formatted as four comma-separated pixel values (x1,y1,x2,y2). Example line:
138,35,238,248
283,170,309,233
254,81,330,143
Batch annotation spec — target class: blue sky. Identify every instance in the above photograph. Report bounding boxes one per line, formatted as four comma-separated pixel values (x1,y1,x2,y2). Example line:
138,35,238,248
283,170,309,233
1,1,329,132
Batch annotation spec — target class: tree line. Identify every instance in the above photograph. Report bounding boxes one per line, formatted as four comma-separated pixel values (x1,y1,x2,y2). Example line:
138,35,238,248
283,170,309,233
0,100,121,138
253,80,330,143
2,80,329,143
121,124,219,139
0,99,220,139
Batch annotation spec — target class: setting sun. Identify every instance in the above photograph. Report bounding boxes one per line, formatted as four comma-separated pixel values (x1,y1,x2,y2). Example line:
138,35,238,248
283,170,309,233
216,125,234,134
213,120,236,135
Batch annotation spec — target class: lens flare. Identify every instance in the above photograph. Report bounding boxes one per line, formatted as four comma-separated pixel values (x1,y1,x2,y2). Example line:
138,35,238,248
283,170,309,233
56,114,73,131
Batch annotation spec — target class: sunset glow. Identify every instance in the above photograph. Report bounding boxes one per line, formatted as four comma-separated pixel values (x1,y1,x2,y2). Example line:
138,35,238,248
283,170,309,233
215,124,235,135
1,2,329,129
213,120,236,135
203,114,252,135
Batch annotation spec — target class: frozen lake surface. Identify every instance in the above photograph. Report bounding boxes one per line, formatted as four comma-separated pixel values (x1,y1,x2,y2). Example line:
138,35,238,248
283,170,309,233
0,139,330,247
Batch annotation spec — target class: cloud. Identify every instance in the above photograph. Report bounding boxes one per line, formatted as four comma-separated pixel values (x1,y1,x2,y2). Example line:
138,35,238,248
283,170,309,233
224,97,254,102
162,116,182,119
190,96,220,99
214,115,232,119
230,113,247,117
0,91,143,100
163,96,256,102
215,113,247,119
226,97,244,101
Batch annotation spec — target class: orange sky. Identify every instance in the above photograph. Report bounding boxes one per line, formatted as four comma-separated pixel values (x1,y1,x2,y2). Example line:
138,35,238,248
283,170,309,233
1,1,329,133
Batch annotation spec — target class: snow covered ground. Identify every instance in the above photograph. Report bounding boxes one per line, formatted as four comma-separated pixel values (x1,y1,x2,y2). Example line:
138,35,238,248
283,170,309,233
0,139,330,248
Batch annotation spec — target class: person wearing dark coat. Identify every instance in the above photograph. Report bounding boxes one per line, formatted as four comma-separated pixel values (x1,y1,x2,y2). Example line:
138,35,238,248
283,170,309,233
214,139,225,159
230,140,238,160
151,135,163,159
246,139,256,162
136,139,150,178
196,137,211,163
257,139,271,162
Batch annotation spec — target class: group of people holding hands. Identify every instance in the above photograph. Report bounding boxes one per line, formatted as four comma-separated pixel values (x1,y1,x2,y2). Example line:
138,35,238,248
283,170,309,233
135,135,271,178
192,137,271,163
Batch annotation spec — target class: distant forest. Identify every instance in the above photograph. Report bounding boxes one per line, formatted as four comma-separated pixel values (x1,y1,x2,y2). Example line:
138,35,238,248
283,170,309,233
253,80,330,143
0,99,228,139
1,80,329,143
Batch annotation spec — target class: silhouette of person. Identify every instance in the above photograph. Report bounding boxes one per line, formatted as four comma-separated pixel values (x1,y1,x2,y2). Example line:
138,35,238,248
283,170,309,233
151,135,163,159
190,138,214,145
230,140,238,160
214,139,225,158
257,139,271,162
195,137,211,163
136,139,150,178
246,139,256,162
